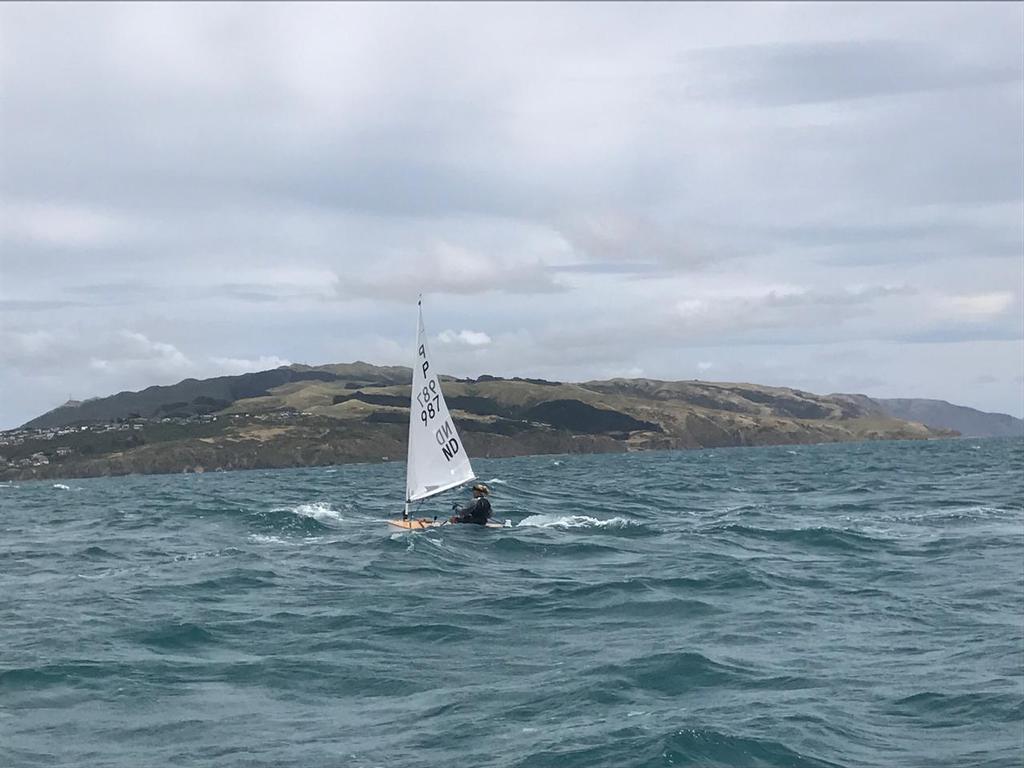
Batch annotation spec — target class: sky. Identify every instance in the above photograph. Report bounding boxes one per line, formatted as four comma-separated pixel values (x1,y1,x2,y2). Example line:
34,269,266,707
1,2,1022,429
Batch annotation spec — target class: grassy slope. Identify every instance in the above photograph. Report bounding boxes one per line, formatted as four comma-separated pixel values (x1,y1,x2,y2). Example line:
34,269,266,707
4,368,951,481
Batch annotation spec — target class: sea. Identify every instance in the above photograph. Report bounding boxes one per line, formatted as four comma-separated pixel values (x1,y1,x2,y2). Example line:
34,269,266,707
1,437,1022,768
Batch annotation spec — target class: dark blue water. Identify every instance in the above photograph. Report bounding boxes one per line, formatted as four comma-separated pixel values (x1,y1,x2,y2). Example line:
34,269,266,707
2,438,1022,767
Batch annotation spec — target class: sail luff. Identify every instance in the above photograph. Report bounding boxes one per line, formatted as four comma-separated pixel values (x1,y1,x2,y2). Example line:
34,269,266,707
404,298,421,502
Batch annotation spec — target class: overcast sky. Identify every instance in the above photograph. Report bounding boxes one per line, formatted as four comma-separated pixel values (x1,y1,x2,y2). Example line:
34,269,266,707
1,2,1022,429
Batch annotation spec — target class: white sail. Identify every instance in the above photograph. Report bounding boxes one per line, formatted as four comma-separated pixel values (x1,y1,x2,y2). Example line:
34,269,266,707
405,298,475,503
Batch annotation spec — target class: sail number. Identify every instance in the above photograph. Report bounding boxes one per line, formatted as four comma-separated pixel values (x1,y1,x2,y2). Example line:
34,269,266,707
417,380,440,425
436,419,461,461
415,345,460,461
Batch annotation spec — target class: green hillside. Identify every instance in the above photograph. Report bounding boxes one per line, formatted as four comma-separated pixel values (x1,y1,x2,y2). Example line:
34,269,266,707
3,363,959,481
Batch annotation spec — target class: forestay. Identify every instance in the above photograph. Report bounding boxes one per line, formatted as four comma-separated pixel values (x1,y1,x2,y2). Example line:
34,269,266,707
405,298,475,503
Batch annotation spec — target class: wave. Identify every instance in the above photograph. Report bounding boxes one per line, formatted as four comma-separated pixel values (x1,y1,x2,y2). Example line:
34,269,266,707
256,501,348,532
490,537,625,558
511,725,841,768
248,534,307,546
189,571,279,592
541,576,732,609
132,621,217,650
376,622,479,643
546,589,720,619
889,691,1024,723
3,439,1019,768
0,662,131,689
586,651,754,695
714,523,889,552
902,505,1020,522
517,514,640,530
53,483,71,490
661,727,842,768
77,545,121,559
266,501,345,528
170,547,245,563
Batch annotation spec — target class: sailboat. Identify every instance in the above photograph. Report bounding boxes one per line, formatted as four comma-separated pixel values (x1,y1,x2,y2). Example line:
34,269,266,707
387,297,497,530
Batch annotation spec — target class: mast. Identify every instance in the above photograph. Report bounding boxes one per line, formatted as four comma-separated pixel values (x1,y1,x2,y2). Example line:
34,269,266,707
403,295,421,520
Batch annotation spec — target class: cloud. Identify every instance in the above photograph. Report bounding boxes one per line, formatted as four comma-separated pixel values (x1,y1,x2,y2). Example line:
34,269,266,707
660,284,918,342
213,268,340,303
756,203,1024,265
948,291,1015,318
88,331,193,376
688,40,1023,107
3,329,62,363
336,240,565,300
0,321,299,426
210,355,292,374
437,329,492,347
0,325,284,392
557,211,722,269
522,280,1003,361
1,327,193,384
0,200,135,248
0,299,86,312
0,3,1022,425
895,326,1023,345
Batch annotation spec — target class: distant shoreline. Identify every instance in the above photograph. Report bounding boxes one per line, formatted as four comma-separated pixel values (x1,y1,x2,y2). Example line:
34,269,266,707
6,363,1021,483
0,418,965,484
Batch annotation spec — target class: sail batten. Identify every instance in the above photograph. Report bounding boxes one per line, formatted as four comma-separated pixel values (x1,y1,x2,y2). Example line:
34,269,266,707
404,299,475,505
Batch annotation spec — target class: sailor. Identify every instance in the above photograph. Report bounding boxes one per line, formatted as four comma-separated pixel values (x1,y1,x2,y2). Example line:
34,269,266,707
449,483,492,525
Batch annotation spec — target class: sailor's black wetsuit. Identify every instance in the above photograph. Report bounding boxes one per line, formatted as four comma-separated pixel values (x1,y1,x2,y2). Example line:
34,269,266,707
451,497,492,525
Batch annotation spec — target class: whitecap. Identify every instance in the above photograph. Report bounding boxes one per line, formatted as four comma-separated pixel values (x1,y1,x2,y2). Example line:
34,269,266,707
249,534,297,546
485,477,507,484
250,533,323,546
171,547,241,563
391,532,418,551
273,501,344,525
517,514,638,529
53,483,71,491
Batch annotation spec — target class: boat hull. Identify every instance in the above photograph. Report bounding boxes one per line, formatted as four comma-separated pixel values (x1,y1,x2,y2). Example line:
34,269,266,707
387,517,503,530
387,517,443,530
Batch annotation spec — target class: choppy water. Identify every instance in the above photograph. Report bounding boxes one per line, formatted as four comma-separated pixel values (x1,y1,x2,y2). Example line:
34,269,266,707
2,438,1022,767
